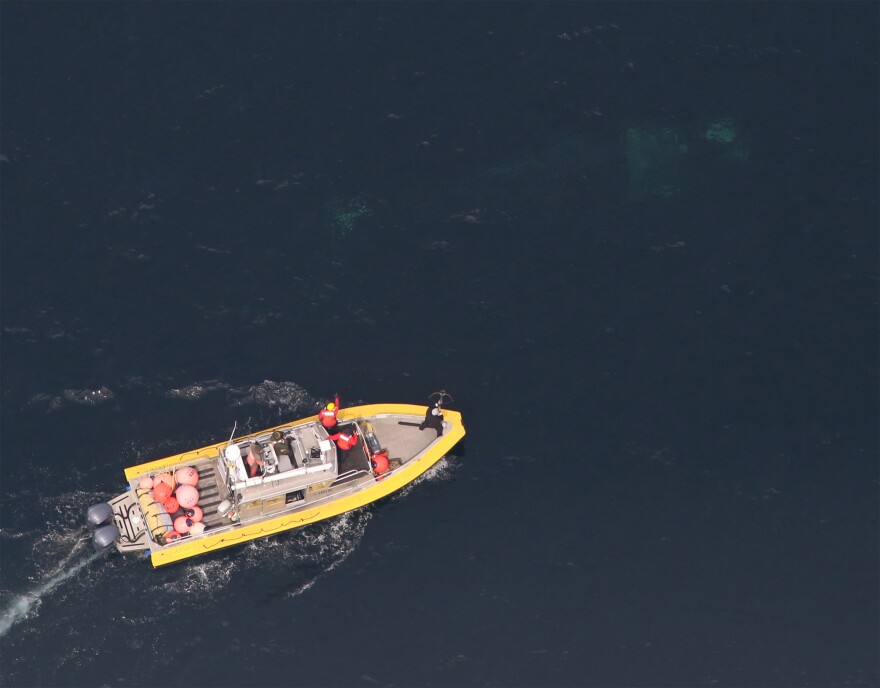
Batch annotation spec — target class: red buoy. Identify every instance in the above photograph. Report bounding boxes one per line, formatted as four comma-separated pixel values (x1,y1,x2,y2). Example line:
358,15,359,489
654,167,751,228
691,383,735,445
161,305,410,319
152,482,172,504
371,451,389,475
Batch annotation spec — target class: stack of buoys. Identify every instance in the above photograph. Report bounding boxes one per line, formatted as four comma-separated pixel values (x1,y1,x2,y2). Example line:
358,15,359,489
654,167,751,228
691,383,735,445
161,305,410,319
141,466,205,543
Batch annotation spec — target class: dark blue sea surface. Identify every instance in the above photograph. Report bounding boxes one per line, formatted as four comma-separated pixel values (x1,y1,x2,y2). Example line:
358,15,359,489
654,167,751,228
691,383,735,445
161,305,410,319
1,3,877,686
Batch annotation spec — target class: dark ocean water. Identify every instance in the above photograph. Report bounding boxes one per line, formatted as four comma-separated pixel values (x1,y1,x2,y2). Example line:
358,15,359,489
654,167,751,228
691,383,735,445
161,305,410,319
1,3,877,686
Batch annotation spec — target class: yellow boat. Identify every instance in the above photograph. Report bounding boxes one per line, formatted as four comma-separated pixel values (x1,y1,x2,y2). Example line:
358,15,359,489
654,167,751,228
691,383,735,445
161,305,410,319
85,396,465,568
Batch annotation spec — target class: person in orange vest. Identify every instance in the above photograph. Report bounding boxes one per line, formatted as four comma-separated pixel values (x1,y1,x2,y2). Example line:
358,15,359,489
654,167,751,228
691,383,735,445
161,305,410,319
318,394,340,434
329,429,358,451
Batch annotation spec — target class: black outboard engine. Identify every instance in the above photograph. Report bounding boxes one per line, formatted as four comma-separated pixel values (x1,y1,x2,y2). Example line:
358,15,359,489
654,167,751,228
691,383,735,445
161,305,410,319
86,502,113,527
86,502,119,553
92,523,121,553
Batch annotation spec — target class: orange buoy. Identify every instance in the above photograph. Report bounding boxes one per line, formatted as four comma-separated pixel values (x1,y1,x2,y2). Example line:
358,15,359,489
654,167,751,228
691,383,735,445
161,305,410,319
176,485,199,509
152,482,172,503
371,451,389,475
155,472,176,491
174,516,193,534
175,466,199,487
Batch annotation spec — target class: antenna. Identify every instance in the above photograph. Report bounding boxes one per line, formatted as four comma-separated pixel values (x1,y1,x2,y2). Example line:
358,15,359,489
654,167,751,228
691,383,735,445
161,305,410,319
223,421,242,491
429,390,454,408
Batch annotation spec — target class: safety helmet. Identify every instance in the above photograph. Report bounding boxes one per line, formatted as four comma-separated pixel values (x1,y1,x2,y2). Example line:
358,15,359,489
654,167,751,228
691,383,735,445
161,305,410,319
326,402,335,411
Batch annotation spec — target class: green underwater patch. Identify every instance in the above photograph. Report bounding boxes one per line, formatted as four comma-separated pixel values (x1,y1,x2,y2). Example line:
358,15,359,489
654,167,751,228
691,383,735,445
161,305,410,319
705,119,736,144
624,126,688,201
474,116,750,204
482,135,615,179
702,118,750,162
328,194,372,235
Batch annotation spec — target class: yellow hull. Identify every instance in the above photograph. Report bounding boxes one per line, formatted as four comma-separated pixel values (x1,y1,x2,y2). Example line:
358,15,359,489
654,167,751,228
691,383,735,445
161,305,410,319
123,403,465,567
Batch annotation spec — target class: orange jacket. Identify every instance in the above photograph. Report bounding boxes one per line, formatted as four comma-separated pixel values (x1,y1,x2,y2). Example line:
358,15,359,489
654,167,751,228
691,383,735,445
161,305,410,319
330,430,358,450
319,395,341,427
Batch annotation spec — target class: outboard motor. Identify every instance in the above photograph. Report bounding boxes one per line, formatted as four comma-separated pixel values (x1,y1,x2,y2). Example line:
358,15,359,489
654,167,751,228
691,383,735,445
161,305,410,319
87,502,119,553
86,502,114,528
92,524,120,553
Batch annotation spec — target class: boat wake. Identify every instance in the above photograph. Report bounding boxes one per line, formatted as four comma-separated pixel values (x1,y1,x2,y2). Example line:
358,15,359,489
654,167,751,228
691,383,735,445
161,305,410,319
395,455,460,500
276,508,374,595
0,508,376,676
25,377,316,423
0,491,108,639
418,455,459,483
0,543,100,639
160,456,456,603
234,379,315,416
3,379,463,683
173,509,375,602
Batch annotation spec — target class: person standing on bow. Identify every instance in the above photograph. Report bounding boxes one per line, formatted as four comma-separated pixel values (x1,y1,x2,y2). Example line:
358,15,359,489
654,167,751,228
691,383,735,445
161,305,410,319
419,400,444,438
319,394,340,434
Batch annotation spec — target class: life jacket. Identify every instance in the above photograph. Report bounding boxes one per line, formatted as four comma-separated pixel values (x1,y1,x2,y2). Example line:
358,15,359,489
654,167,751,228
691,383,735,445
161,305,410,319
319,408,338,427
333,431,358,451
246,448,264,477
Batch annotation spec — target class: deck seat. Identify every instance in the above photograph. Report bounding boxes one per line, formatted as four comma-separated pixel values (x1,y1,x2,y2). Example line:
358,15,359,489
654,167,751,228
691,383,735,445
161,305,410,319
277,453,294,472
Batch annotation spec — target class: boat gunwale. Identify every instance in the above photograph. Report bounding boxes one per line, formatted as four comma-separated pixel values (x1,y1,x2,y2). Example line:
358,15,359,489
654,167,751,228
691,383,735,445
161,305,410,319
124,403,456,479
119,403,465,567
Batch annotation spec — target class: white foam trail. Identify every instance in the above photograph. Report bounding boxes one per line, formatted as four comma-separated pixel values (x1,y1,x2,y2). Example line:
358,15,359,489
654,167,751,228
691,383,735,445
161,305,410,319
234,379,314,416
285,579,316,599
396,456,459,499
0,551,100,638
0,528,37,540
26,386,115,411
418,455,458,483
164,380,230,400
41,536,89,578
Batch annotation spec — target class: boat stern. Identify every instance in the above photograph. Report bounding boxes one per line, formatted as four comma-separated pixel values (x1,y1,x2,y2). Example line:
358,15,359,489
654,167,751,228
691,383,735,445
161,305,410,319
86,487,150,554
